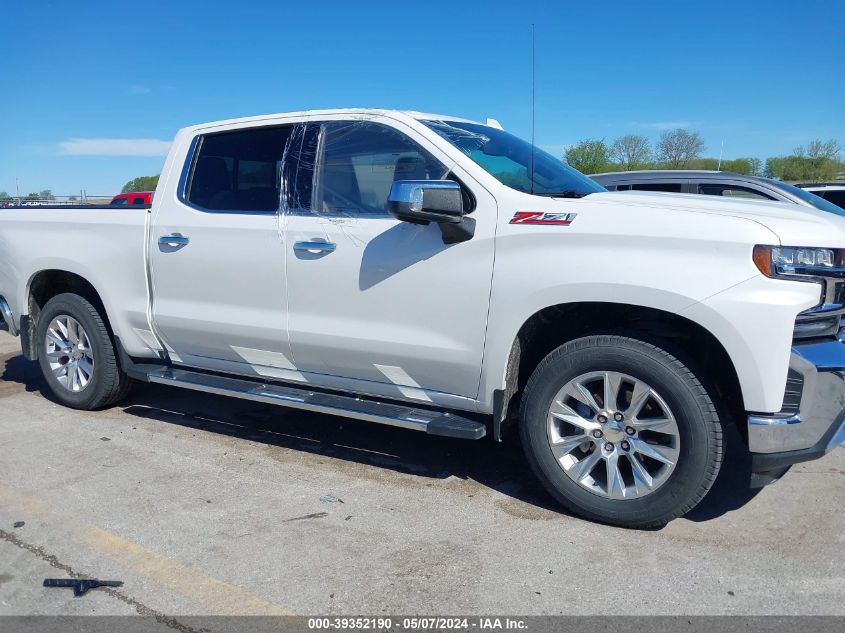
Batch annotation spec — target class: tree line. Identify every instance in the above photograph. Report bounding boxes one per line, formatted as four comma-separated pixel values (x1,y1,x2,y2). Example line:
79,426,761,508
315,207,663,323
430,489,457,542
3,132,841,203
0,189,55,200
0,176,160,201
563,129,844,182
121,175,160,193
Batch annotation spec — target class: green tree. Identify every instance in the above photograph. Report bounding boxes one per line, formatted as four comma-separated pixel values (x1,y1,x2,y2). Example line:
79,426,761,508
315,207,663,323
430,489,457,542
806,139,840,160
656,129,706,168
39,189,55,201
0,191,10,199
609,134,652,170
765,140,844,182
121,175,160,193
563,139,611,174
26,192,39,199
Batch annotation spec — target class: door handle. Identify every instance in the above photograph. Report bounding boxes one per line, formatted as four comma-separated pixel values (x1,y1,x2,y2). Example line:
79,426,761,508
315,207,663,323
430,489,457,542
293,240,336,254
159,234,190,248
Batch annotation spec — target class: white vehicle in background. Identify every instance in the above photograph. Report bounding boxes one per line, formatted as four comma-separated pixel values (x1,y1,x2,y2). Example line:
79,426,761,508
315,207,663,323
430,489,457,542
1,109,844,527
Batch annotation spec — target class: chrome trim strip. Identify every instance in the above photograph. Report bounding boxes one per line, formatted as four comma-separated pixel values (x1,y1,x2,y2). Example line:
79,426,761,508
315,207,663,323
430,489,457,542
0,296,18,336
748,414,802,426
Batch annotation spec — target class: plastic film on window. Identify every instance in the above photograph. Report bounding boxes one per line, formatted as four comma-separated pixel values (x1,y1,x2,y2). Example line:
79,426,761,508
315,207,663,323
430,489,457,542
276,117,456,243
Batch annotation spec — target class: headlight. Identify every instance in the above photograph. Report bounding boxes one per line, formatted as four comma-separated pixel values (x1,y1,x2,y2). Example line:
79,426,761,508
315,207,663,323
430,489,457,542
753,245,845,279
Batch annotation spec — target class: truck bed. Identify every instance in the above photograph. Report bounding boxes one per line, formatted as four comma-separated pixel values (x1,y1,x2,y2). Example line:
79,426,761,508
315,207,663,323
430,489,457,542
0,206,153,357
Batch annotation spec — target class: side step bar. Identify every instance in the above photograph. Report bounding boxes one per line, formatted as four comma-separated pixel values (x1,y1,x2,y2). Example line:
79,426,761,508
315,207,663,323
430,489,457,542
143,367,487,440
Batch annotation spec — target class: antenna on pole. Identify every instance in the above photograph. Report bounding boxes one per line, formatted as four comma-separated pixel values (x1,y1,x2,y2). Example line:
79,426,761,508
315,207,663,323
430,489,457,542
530,23,536,195
718,140,724,170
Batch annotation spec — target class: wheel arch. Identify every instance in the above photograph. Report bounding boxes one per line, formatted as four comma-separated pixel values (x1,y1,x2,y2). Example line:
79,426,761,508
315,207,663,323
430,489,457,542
22,269,114,360
494,302,745,442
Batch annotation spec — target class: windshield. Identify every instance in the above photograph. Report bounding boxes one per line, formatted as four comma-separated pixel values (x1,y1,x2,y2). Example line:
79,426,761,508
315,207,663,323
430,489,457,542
423,120,605,197
769,180,845,217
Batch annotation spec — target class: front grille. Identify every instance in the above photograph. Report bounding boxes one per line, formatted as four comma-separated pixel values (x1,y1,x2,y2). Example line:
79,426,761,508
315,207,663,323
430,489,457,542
793,278,845,340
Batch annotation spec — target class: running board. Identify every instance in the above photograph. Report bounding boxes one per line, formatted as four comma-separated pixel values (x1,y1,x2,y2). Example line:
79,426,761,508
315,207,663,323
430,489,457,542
143,367,486,440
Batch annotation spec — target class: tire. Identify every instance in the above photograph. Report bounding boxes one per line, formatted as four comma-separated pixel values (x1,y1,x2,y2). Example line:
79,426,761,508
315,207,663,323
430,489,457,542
519,334,723,528
36,293,132,410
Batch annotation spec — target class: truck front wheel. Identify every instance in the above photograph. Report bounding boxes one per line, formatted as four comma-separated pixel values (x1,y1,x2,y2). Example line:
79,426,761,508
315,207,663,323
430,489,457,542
36,293,132,410
519,334,723,528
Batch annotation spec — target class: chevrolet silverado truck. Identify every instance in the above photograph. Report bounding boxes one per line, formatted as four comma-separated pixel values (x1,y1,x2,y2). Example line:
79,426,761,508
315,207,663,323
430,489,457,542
2,109,844,528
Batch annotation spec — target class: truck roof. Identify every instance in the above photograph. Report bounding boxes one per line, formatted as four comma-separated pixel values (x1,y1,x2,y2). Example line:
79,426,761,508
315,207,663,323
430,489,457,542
181,109,479,134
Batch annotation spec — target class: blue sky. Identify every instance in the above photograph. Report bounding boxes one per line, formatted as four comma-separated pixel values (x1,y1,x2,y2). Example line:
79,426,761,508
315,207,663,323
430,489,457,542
2,0,843,196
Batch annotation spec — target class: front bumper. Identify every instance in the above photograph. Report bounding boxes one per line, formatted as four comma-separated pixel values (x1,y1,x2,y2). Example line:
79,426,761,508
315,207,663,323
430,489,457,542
748,339,845,475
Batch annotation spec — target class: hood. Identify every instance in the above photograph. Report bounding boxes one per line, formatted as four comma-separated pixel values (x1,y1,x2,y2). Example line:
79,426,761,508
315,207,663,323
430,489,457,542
588,190,845,247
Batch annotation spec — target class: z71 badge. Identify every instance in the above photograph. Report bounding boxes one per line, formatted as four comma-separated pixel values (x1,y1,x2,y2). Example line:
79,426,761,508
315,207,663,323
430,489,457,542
509,211,577,226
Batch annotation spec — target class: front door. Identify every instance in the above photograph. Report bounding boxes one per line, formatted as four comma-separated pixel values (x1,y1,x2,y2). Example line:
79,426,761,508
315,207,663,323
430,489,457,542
283,118,496,401
149,124,294,376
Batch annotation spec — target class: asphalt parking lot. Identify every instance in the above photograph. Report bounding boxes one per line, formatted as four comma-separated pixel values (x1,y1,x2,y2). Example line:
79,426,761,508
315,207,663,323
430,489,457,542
1,331,843,619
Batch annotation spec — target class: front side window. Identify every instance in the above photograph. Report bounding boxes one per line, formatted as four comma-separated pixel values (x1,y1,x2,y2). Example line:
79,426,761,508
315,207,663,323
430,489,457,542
110,197,127,206
423,119,604,198
186,126,293,212
312,121,448,215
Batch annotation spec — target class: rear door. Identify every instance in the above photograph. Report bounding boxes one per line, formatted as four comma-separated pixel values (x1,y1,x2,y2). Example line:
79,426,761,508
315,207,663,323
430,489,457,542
149,124,294,375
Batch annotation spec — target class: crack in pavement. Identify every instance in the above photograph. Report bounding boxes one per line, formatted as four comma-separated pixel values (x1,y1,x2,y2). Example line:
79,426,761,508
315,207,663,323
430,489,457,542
0,528,199,633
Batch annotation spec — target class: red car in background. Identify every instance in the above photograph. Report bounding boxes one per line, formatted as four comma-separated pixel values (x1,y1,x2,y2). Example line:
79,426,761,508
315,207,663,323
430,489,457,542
110,191,153,206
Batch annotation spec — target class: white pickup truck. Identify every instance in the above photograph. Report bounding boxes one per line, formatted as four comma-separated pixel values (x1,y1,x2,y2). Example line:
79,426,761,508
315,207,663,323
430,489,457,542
2,109,844,527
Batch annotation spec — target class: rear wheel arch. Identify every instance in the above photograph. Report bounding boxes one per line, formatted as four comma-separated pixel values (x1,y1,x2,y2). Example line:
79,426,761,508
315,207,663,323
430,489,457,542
24,270,114,360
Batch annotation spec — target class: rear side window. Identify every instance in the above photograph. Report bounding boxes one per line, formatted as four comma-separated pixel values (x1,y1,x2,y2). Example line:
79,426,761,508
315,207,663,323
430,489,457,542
131,197,146,205
698,183,775,200
631,182,683,193
186,126,293,212
111,197,128,206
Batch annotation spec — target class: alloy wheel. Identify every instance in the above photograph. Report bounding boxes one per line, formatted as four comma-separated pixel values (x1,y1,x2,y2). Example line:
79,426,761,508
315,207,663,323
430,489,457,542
546,371,680,499
45,315,95,393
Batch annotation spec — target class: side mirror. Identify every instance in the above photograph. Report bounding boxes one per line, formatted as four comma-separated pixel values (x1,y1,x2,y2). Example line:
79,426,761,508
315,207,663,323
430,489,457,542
388,180,475,244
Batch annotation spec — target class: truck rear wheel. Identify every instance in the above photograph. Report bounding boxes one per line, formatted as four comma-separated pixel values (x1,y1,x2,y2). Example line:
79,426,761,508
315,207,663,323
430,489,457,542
36,293,132,410
519,334,723,528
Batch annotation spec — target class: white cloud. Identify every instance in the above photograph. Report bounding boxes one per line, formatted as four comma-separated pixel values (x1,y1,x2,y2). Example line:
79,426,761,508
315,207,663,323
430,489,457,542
58,138,171,157
630,121,701,130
